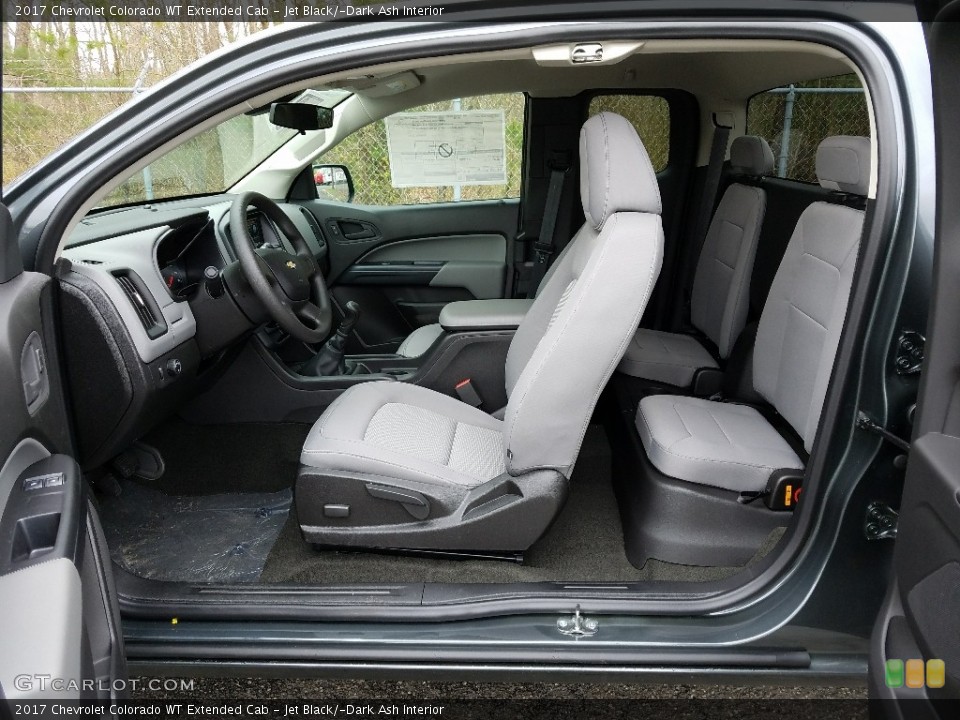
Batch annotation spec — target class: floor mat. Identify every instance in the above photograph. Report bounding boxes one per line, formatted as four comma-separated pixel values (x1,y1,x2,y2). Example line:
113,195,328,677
99,483,293,583
260,425,785,584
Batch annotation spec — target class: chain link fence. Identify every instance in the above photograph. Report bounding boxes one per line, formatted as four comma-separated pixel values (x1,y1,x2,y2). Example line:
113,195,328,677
747,76,870,183
588,94,671,172
1,83,133,186
320,93,526,206
3,77,868,198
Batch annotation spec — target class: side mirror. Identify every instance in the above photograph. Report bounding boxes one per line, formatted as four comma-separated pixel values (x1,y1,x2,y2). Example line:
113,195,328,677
269,103,334,133
313,164,354,203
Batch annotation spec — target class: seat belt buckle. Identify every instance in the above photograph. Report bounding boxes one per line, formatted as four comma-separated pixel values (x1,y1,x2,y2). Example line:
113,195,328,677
455,379,483,408
763,470,805,511
533,241,554,264
546,150,572,174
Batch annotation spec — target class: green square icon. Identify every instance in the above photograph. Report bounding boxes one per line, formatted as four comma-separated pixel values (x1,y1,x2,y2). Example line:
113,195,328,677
886,659,905,688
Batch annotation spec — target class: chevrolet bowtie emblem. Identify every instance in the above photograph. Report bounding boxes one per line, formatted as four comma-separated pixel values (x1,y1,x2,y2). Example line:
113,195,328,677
286,261,297,269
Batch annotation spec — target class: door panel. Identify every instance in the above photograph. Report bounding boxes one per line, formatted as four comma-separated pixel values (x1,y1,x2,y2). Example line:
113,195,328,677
300,199,518,352
869,5,960,715
0,204,127,699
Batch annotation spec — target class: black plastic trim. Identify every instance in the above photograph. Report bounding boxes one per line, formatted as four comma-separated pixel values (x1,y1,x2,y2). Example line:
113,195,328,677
0,455,85,576
339,262,444,286
130,657,866,686
0,204,23,284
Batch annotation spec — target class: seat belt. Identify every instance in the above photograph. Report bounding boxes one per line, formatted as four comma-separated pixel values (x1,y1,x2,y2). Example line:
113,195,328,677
692,119,731,263
684,117,731,317
527,157,570,299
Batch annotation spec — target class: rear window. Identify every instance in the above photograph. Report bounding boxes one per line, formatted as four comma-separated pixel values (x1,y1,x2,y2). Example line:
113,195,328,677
746,73,870,183
588,94,670,172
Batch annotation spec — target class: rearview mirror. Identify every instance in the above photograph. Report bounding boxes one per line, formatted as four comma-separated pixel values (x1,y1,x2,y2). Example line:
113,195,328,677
269,103,334,133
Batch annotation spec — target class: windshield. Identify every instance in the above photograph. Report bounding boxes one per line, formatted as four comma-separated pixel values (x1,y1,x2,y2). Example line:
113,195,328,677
98,89,351,209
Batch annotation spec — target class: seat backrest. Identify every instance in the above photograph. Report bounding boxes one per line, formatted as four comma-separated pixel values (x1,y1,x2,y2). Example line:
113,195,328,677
502,112,664,477
753,135,871,451
690,135,774,358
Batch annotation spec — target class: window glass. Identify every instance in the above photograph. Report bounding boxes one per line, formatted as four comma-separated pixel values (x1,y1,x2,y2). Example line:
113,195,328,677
318,93,525,205
99,89,350,208
588,94,671,172
747,73,870,183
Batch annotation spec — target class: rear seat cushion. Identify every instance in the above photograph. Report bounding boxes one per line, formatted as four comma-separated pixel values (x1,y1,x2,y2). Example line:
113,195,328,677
689,182,767,358
617,329,718,387
752,201,864,451
636,394,804,492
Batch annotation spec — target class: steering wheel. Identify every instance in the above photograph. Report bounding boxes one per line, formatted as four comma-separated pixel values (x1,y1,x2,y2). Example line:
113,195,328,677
230,192,332,343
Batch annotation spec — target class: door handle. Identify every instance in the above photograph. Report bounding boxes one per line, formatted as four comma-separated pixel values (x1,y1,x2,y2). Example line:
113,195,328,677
336,219,379,241
342,229,375,240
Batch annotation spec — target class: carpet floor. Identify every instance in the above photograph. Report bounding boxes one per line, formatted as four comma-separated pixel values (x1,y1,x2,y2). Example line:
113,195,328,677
259,425,783,584
104,419,782,585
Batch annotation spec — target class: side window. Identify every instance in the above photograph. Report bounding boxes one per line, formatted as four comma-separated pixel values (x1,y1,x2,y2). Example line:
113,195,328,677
588,94,671,172
747,73,871,183
317,93,525,205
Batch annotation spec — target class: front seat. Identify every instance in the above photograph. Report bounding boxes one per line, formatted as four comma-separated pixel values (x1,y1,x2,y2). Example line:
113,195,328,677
617,135,775,387
296,112,664,553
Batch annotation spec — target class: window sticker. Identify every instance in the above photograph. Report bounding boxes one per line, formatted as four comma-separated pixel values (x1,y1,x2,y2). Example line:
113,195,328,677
385,110,507,187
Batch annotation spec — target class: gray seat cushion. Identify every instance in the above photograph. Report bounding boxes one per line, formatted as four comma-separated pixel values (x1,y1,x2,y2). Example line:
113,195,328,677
618,135,772,383
635,135,870,492
636,395,803,492
617,329,719,387
301,381,505,487
752,200,864,452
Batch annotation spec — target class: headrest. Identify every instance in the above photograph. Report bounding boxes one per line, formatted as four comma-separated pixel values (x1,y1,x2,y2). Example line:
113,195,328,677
730,135,774,176
816,135,871,196
579,112,662,229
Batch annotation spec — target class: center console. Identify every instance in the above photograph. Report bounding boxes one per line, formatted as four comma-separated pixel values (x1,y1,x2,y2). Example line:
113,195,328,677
182,298,533,424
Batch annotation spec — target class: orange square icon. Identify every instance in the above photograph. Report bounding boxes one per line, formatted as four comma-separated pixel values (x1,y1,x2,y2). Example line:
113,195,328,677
905,659,925,688
926,659,946,689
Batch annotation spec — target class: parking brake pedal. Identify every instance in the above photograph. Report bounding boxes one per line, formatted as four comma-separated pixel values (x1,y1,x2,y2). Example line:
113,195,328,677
112,441,166,481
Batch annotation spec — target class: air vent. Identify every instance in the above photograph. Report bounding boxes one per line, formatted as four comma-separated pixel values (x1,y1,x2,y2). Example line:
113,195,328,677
113,271,167,339
298,207,327,247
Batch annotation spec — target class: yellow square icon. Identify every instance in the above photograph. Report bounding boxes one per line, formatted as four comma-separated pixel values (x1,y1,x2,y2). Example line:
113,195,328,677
926,659,945,689
905,659,925,688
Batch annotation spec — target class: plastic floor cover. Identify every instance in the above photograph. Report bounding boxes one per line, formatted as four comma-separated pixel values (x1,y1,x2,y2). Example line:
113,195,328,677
99,482,292,583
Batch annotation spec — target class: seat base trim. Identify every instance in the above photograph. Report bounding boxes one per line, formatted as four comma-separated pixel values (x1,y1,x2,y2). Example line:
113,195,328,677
605,381,787,568
311,545,525,564
296,467,567,553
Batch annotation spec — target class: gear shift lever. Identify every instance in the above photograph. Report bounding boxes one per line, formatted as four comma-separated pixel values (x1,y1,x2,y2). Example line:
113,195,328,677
302,301,361,376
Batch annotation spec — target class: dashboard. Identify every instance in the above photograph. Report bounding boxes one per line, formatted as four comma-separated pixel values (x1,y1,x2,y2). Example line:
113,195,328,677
58,196,329,469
